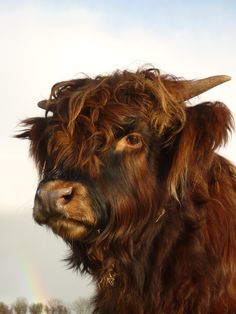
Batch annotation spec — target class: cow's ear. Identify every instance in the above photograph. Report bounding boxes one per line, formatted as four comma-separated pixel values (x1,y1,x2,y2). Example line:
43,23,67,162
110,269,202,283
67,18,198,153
166,102,234,199
186,102,233,151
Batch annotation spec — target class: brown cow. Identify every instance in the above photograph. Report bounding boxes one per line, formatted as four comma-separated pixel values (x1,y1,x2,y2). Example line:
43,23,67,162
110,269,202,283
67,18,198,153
17,68,236,313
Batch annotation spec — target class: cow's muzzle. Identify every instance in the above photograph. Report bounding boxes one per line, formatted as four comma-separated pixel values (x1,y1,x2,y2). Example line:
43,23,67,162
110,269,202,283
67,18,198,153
33,180,96,240
34,181,73,223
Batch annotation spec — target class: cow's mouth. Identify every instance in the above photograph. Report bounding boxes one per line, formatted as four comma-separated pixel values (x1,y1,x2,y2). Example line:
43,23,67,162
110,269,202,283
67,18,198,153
47,216,93,240
33,180,97,240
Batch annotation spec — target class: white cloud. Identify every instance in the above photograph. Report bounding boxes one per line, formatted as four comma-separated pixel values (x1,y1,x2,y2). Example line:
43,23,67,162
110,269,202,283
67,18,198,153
0,6,235,212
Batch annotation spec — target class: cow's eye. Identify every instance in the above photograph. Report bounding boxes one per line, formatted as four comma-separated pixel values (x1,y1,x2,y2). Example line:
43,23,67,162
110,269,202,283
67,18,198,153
126,134,141,146
116,133,143,152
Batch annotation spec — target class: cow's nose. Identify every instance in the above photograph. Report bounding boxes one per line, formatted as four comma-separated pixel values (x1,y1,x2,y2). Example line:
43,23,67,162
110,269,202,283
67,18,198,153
36,185,73,211
33,182,73,223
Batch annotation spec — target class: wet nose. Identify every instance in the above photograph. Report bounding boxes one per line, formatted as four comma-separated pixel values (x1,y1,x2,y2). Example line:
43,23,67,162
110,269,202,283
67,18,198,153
33,181,73,223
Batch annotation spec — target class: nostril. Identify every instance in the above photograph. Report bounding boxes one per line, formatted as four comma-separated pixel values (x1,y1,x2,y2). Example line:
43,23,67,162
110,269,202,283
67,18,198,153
34,184,74,219
55,187,73,209
62,193,72,201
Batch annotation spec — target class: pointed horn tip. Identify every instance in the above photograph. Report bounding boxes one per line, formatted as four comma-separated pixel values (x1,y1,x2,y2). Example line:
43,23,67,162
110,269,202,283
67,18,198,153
216,75,231,82
37,100,48,110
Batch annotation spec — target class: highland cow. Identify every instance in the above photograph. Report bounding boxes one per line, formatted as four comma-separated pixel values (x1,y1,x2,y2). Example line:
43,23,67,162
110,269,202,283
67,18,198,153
17,68,236,313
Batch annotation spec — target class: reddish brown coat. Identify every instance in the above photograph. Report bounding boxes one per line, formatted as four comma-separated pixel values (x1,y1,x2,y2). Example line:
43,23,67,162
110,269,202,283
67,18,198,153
17,69,236,313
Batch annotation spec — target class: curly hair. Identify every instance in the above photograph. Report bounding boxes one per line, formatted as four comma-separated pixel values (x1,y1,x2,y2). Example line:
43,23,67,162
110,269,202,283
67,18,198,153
17,68,236,314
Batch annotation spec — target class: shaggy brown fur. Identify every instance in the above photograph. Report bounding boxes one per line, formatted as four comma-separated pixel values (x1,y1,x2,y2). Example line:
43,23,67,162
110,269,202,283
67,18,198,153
17,68,236,313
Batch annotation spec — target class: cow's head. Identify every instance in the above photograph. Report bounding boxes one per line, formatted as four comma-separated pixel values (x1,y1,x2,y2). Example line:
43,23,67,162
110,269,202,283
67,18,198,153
17,69,232,269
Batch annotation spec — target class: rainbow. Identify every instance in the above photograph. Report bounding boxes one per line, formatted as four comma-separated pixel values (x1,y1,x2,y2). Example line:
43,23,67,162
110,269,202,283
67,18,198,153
16,249,48,304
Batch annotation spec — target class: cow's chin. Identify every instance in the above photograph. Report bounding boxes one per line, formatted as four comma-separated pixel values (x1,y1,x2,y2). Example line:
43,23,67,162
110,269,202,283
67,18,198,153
46,218,90,241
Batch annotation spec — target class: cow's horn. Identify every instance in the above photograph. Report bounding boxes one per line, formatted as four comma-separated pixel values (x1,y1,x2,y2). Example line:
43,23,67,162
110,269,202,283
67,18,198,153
179,75,231,101
37,100,54,111
38,100,48,110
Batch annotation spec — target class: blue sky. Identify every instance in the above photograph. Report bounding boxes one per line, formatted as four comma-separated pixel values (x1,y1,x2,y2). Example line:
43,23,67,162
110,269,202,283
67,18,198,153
0,0,235,305
2,0,236,33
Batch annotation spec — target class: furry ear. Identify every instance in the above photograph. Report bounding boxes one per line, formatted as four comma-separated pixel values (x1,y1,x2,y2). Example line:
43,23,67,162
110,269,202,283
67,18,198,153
166,102,234,199
186,102,234,151
16,117,49,174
